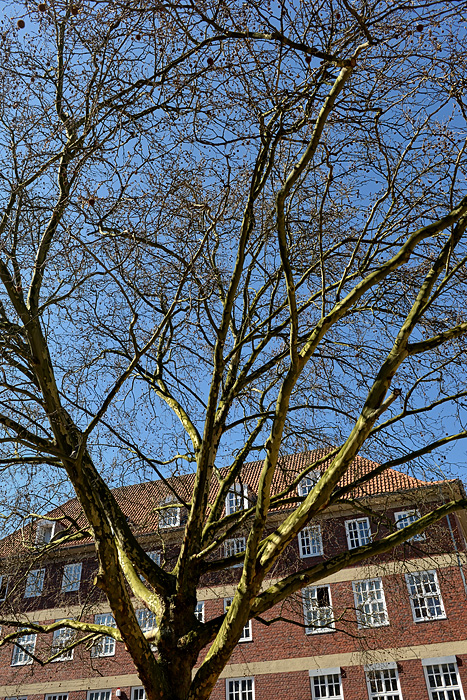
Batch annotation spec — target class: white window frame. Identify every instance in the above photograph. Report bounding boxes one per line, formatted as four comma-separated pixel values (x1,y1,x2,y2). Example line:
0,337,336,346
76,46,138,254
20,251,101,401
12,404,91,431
35,519,57,545
226,677,255,700
11,631,36,666
422,656,466,700
131,689,146,700
24,568,45,598
309,668,344,700
87,691,111,700
353,578,389,628
195,601,205,623
345,517,371,549
51,621,75,661
224,598,252,641
405,570,446,622
364,662,402,700
224,537,246,566
136,608,157,633
303,585,334,634
225,483,248,515
91,614,116,657
139,550,161,581
0,574,9,601
298,471,321,497
394,510,425,542
61,563,82,593
159,498,181,528
299,525,323,558
45,694,69,700
147,550,161,565
6,696,28,700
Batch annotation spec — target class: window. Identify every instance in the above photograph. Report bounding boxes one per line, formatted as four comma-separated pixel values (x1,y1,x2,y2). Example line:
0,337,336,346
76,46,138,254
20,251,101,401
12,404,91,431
131,689,146,700
394,510,425,542
45,694,69,700
405,570,446,621
303,585,334,634
345,518,371,549
6,696,27,700
225,483,248,515
147,550,161,565
353,578,389,628
159,498,180,528
309,668,343,699
35,520,56,545
365,663,402,700
224,537,246,566
423,657,466,700
299,525,323,558
91,614,116,657
224,598,252,641
87,692,111,700
51,623,75,661
11,631,36,666
195,601,204,623
139,550,161,581
226,678,254,700
0,574,9,601
61,563,82,593
24,568,45,598
136,608,157,633
298,472,320,497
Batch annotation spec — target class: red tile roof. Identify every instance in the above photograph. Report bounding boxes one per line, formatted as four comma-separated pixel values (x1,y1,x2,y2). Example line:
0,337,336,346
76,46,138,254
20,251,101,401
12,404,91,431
0,450,445,556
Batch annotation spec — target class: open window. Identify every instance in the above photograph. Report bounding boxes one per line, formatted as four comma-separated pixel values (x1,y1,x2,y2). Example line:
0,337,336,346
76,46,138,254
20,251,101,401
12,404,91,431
303,585,334,634
35,520,63,546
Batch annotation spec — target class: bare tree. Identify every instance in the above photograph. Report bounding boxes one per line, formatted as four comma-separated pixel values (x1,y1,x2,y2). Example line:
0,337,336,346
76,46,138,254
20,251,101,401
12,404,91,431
1,0,467,698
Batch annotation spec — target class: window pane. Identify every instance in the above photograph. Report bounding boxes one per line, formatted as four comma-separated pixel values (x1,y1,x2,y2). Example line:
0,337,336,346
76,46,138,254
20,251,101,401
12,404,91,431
61,563,82,593
346,519,371,549
426,663,463,700
406,571,445,621
395,510,424,542
311,673,343,699
136,608,157,632
159,507,180,528
51,625,75,661
225,484,247,515
92,614,116,657
366,668,401,700
353,578,388,627
224,599,252,640
227,678,254,700
303,586,334,633
88,692,111,700
224,538,246,558
299,526,323,557
25,569,45,598
195,602,204,622
11,632,36,665
298,472,320,497
131,689,146,700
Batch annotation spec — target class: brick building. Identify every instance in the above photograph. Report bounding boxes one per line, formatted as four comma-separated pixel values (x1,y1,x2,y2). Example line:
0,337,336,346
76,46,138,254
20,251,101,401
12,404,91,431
0,451,466,700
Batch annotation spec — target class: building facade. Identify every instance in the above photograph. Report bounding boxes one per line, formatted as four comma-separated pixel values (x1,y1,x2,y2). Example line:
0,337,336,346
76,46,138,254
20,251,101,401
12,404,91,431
0,452,466,700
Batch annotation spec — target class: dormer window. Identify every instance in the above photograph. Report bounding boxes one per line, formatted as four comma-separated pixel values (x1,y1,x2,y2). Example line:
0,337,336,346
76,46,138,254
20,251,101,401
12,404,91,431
298,471,321,498
36,520,62,545
159,498,180,529
225,483,248,515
